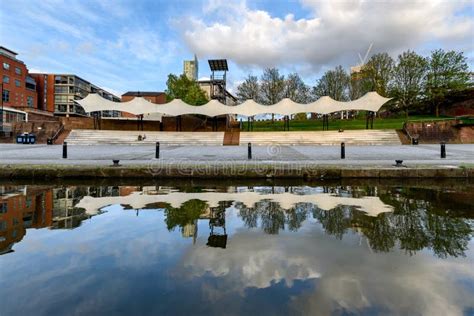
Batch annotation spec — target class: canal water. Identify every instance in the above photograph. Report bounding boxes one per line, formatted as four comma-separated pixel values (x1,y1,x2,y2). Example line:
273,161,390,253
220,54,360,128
1,180,473,315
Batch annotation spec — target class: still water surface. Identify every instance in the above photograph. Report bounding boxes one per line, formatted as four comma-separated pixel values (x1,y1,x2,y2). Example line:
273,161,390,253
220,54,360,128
1,181,473,315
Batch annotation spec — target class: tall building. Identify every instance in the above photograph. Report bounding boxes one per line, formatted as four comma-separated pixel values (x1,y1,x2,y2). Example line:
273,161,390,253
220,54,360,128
30,73,121,117
183,54,199,81
0,46,37,133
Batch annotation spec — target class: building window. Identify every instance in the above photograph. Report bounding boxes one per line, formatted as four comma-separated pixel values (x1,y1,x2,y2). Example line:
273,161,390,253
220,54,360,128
27,96,34,108
55,104,68,112
15,79,21,87
2,89,9,102
3,62,9,70
54,86,69,94
2,75,9,83
15,67,22,75
0,203,7,214
54,95,69,103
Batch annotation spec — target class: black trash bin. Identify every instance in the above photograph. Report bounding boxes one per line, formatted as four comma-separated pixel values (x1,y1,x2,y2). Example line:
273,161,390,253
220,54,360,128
28,134,36,144
47,137,53,145
22,134,30,144
412,137,419,145
16,135,24,144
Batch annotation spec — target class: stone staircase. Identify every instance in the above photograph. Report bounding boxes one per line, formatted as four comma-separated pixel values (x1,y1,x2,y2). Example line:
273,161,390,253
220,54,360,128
239,130,402,146
65,129,402,146
65,130,226,146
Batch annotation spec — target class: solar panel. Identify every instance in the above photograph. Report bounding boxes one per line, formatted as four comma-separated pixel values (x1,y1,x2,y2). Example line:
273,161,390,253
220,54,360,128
208,59,228,71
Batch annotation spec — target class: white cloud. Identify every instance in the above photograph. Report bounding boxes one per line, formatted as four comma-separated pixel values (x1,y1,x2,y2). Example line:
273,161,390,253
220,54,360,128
179,228,474,315
177,0,473,71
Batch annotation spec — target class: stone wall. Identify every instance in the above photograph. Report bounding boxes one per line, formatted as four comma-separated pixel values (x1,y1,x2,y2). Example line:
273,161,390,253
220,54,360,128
405,119,474,143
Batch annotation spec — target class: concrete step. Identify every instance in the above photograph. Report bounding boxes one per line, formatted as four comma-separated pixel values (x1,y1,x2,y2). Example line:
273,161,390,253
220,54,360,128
66,130,226,146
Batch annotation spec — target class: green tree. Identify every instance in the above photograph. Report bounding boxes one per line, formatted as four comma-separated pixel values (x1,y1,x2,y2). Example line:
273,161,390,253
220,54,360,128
285,73,311,103
361,53,394,96
390,50,428,118
165,74,208,105
260,68,286,122
426,49,470,117
236,75,261,102
312,65,350,101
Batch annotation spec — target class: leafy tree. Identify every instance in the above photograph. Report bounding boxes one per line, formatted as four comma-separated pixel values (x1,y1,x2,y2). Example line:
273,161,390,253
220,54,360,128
260,68,286,121
361,53,394,96
285,73,311,120
236,75,261,102
390,50,428,118
165,74,208,105
312,65,350,101
426,49,470,117
285,73,311,103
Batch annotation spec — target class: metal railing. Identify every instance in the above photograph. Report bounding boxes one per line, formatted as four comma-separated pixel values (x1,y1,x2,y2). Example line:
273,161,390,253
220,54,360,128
49,124,65,144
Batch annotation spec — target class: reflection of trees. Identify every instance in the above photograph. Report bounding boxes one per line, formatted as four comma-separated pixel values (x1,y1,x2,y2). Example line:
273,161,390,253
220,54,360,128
234,188,472,258
236,201,308,234
164,199,208,231
312,206,349,240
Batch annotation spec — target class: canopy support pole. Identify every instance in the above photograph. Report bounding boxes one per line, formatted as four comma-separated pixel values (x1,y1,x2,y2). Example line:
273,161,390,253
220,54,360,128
366,111,374,129
322,115,329,131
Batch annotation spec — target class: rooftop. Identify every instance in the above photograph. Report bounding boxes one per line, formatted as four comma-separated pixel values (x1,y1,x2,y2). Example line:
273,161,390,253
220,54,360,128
122,91,165,97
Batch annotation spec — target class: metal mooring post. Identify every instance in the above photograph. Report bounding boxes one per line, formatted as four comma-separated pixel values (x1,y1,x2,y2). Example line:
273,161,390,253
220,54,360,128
441,142,446,158
62,142,67,159
341,142,345,159
248,142,252,160
155,142,160,159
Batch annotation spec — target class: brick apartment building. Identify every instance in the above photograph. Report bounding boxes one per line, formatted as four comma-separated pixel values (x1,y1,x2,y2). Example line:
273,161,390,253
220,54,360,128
30,73,121,117
0,46,37,132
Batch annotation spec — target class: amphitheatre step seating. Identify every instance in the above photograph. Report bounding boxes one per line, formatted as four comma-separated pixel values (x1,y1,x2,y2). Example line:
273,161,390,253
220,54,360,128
66,130,225,146
239,130,401,146
66,129,402,146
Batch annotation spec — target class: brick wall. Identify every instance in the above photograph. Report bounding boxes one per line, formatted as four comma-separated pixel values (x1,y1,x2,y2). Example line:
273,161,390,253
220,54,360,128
0,54,37,110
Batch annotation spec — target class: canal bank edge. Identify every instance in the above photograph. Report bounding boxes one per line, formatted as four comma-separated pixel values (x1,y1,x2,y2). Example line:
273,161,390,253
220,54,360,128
0,163,473,179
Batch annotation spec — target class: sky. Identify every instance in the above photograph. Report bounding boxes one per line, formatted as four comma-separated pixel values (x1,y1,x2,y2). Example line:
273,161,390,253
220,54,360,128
1,0,473,97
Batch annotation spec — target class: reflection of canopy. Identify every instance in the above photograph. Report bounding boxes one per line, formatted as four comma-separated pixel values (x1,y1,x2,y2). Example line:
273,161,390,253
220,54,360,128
76,92,391,117
76,191,394,217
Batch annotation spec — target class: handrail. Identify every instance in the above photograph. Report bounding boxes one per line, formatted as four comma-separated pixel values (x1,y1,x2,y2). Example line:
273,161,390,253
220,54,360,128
50,124,64,144
403,122,418,144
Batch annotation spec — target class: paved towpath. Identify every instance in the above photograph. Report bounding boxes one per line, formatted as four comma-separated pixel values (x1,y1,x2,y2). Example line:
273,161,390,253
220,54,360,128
0,144,473,166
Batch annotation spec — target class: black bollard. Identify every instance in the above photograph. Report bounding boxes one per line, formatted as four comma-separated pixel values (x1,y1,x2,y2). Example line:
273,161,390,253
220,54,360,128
341,142,345,159
441,142,446,158
155,142,160,159
248,142,252,160
62,142,67,159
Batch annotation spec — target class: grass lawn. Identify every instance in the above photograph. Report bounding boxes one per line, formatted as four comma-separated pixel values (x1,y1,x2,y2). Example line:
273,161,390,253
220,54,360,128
240,115,454,131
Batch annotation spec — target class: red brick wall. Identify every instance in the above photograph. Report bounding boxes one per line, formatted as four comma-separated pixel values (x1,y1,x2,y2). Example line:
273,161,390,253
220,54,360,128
0,54,37,110
30,74,55,113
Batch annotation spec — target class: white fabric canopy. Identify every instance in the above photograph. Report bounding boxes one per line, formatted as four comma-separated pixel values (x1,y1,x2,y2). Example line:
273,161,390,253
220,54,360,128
76,92,391,117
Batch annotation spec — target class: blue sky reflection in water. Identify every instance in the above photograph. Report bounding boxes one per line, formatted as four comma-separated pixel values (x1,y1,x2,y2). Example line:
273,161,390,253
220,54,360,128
0,184,473,315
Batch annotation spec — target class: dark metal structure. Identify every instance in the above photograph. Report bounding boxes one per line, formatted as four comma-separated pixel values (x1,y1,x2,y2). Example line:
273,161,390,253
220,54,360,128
208,59,229,105
206,206,228,249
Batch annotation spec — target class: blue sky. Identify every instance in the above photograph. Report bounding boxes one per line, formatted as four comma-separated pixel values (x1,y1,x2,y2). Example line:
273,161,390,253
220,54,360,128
1,0,472,97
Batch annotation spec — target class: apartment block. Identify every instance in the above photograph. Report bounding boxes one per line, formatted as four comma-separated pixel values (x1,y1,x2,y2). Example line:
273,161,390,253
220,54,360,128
30,73,121,117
